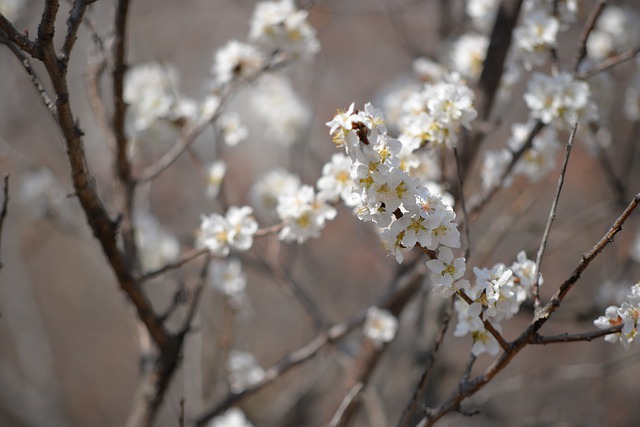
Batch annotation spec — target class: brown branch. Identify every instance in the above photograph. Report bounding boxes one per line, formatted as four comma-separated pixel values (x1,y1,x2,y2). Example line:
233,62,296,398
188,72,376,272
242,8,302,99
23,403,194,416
421,193,640,426
35,0,60,58
577,47,640,79
329,382,365,427
532,123,578,309
530,325,622,345
139,248,210,282
60,0,89,65
0,14,37,55
0,36,57,118
573,0,607,72
0,175,8,272
397,299,453,427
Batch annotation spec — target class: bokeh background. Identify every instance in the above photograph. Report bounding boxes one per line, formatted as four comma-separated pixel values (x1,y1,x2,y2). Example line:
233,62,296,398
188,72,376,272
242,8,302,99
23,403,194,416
1,0,640,426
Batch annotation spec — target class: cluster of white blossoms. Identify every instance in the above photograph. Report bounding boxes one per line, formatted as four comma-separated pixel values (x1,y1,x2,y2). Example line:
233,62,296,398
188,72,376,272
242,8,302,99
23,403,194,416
524,72,597,129
208,258,247,308
227,350,265,393
480,122,560,190
594,282,640,349
209,408,253,427
448,33,489,81
586,5,640,61
250,168,301,222
326,103,462,264
249,0,320,60
212,0,319,89
134,213,180,272
363,307,398,347
398,73,478,150
452,251,540,356
198,206,258,257
276,185,336,244
124,63,198,133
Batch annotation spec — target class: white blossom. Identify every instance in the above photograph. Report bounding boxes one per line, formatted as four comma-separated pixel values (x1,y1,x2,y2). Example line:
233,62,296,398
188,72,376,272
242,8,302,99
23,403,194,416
208,258,247,307
227,350,265,393
212,40,264,87
277,185,337,243
217,112,249,147
135,213,180,272
206,161,226,199
209,408,253,427
364,307,398,347
250,168,301,222
198,206,258,256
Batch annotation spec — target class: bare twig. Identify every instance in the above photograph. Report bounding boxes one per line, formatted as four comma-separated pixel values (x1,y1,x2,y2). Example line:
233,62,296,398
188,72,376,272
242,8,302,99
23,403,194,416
0,175,8,271
0,14,37,55
573,0,607,72
397,299,453,427
577,47,640,79
453,146,471,260
0,38,57,118
60,0,89,65
139,248,209,283
530,325,622,345
329,382,365,427
532,123,578,309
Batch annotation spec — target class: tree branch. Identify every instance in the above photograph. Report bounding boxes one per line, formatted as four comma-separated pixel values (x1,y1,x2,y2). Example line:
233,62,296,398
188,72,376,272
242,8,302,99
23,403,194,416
60,0,89,65
532,122,578,309
530,326,622,345
0,175,8,272
573,0,607,72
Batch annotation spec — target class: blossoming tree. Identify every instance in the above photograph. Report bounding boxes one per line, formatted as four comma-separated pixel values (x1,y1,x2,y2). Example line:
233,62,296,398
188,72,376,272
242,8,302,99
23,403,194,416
1,0,640,426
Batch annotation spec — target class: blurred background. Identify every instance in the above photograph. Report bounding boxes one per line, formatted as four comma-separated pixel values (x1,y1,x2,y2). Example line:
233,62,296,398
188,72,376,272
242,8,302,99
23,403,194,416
1,0,640,426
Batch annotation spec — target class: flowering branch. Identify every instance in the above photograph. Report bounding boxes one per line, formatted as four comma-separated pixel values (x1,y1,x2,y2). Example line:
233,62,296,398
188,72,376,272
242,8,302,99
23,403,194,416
532,122,578,308
456,290,510,352
420,193,640,426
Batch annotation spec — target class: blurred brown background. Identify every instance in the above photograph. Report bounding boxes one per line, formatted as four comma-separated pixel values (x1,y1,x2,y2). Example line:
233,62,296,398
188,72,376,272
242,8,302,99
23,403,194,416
1,1,640,426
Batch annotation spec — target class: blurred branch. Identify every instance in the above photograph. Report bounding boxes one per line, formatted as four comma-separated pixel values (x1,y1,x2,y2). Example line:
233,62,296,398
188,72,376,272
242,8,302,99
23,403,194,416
532,123,578,309
140,248,209,282
195,259,427,425
467,120,545,219
329,382,364,427
588,123,627,207
573,0,607,72
577,47,640,79
397,299,453,427
453,146,470,260
0,175,8,272
60,0,90,65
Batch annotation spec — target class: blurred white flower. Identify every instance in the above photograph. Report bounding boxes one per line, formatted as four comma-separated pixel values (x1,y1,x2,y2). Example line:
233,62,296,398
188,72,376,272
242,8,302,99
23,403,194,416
227,350,265,393
364,307,398,347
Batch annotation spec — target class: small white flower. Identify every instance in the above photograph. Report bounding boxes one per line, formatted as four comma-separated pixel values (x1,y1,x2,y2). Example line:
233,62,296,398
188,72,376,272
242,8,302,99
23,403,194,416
209,259,247,307
217,112,248,147
206,161,226,199
250,168,301,222
364,307,398,347
212,40,264,86
227,350,265,393
198,207,258,256
135,213,180,272
277,185,337,243
209,408,253,427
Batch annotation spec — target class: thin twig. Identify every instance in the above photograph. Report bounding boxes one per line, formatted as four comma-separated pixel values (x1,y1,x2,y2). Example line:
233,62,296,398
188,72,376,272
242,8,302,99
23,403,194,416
573,0,607,72
397,299,453,427
453,146,471,260
577,47,640,79
532,123,578,309
139,248,209,283
329,382,365,427
0,175,9,271
60,0,89,65
0,14,37,55
530,325,622,345
0,37,57,118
